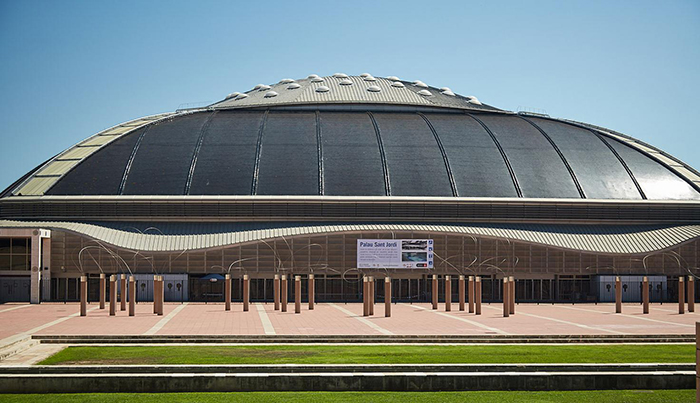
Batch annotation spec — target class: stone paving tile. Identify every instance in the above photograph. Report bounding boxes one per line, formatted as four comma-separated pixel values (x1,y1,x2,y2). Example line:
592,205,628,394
154,303,265,335
1,302,699,338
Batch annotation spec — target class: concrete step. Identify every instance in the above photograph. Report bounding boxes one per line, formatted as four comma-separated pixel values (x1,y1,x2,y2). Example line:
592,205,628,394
0,370,692,393
0,337,38,362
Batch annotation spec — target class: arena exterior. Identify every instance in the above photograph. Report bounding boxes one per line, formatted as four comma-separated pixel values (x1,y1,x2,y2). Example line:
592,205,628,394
1,73,699,305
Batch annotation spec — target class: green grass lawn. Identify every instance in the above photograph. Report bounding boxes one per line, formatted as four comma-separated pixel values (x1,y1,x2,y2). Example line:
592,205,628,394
39,344,693,365
0,391,694,403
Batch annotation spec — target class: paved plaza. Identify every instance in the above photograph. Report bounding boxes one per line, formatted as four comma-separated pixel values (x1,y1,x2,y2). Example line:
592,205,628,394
0,301,697,343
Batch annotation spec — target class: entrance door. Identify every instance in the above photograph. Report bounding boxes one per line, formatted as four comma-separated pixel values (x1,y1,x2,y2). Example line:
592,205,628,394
0,277,30,302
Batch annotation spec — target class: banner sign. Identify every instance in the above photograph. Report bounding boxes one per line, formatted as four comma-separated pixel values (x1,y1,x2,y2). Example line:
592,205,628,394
357,239,434,269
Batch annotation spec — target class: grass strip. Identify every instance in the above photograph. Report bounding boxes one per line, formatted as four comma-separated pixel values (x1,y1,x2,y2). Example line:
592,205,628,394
0,390,694,403
39,344,693,365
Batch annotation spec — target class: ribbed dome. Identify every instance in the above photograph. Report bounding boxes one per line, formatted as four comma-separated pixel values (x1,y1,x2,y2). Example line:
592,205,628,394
5,75,700,200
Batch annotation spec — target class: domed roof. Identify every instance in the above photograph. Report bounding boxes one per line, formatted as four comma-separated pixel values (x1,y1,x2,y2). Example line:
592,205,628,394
4,75,700,200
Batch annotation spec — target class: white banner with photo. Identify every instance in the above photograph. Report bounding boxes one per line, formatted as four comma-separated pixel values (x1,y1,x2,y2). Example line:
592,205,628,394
356,239,434,268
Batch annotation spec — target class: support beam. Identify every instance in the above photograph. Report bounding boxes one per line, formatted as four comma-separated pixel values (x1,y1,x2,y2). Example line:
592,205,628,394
615,276,622,314
385,277,391,317
120,274,127,311
79,275,87,317
509,276,515,315
225,274,231,311
432,274,438,310
274,274,280,311
689,277,695,313
99,273,106,310
369,276,375,316
308,274,315,310
458,275,465,311
642,276,649,314
128,276,135,317
109,275,117,316
281,275,288,312
679,276,685,315
243,274,250,312
503,277,509,318
445,275,451,312
468,275,474,314
475,276,481,315
295,275,301,314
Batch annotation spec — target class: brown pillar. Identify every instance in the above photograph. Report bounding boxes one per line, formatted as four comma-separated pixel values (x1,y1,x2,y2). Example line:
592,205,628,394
475,276,482,315
679,276,685,315
158,276,164,316
99,273,106,309
274,274,280,311
503,277,510,318
281,275,288,312
642,276,649,314
615,276,622,314
363,277,369,317
308,274,315,310
385,277,391,317
295,275,301,314
509,276,515,315
458,275,465,311
696,322,700,403
243,274,250,312
445,275,451,312
689,277,695,313
468,275,474,314
153,275,158,314
80,275,87,317
109,275,117,316
120,274,127,311
369,276,375,316
432,274,438,310
225,274,231,311
129,276,135,317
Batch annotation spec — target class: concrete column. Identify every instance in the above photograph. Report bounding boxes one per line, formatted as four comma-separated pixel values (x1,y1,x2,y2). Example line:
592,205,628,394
468,276,474,314
295,275,301,314
363,277,369,317
432,274,438,310
109,275,117,316
503,277,510,318
243,274,250,312
369,276,375,316
153,275,158,315
129,276,135,317
99,273,106,309
80,275,87,317
225,274,231,311
445,275,451,312
679,276,685,315
158,276,164,316
689,277,695,313
509,276,515,315
615,276,622,313
458,275,465,311
643,276,649,314
475,276,481,315
41,237,51,301
120,274,127,311
281,275,288,312
274,274,280,311
385,277,391,317
30,231,42,304
308,274,315,310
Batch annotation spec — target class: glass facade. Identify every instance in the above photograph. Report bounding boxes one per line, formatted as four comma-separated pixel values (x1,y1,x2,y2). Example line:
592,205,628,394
0,238,31,271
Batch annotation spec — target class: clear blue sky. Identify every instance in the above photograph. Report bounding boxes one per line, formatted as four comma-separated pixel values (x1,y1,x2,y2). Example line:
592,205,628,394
1,0,698,191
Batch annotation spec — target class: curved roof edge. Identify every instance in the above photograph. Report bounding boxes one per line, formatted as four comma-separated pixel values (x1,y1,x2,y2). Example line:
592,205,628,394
1,219,698,254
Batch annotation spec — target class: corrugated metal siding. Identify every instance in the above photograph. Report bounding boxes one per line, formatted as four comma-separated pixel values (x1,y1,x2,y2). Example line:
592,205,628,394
1,219,698,254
